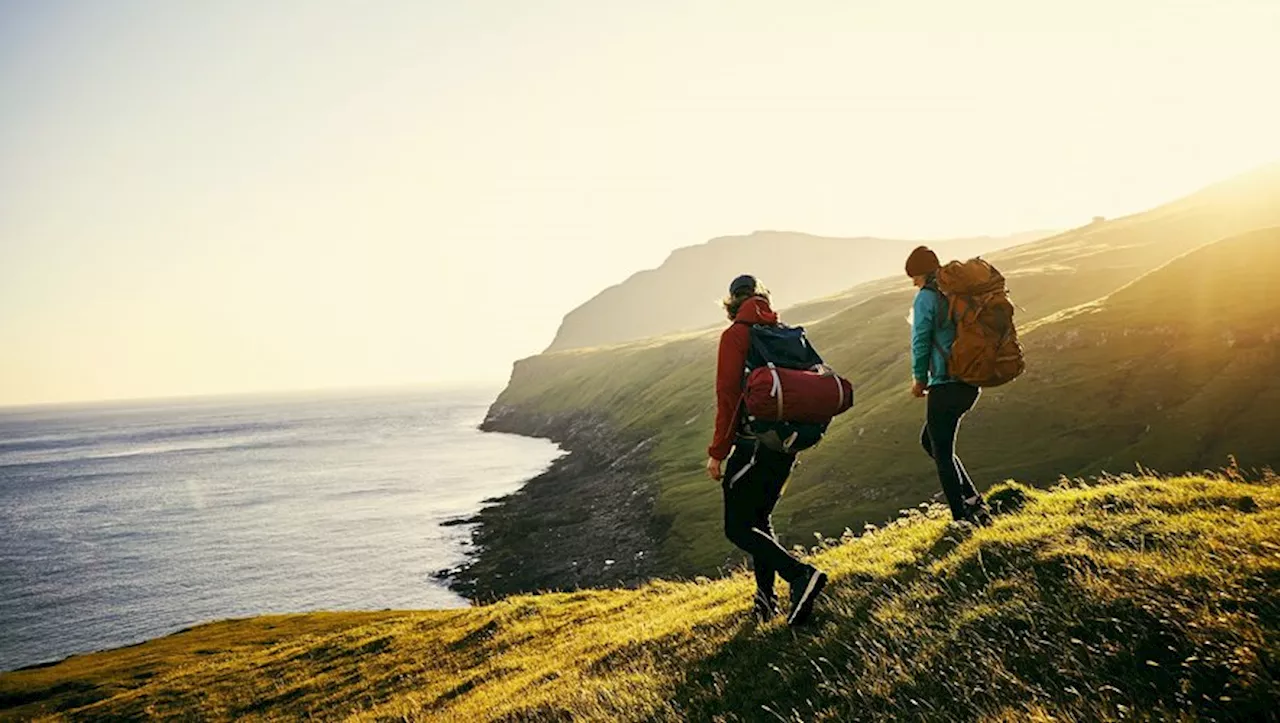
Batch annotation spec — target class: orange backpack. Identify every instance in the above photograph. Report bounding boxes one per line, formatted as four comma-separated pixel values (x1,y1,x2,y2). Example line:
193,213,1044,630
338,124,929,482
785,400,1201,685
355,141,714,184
935,258,1025,387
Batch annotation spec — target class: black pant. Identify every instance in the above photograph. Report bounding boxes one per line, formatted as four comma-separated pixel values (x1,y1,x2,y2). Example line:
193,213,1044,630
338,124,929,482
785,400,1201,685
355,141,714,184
921,382,983,520
722,440,809,597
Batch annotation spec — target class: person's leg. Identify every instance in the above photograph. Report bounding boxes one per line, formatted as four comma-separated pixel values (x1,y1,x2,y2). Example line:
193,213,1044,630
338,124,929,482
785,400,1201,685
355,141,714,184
925,383,980,520
749,519,777,607
949,385,985,515
722,444,809,585
926,408,984,518
723,442,758,550
746,450,785,616
750,445,828,625
746,445,804,600
953,454,980,502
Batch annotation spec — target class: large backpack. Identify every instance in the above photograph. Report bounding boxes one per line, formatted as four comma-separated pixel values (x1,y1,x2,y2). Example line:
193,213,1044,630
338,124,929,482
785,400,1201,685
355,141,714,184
934,258,1026,387
737,323,855,454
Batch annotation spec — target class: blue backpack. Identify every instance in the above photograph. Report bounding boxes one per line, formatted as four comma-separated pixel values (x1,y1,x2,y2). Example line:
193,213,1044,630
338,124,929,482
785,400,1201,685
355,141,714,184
738,322,832,454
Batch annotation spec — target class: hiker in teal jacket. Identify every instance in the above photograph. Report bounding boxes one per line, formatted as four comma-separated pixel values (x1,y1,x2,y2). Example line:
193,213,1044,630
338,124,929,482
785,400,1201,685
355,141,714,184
906,246,992,525
911,275,957,388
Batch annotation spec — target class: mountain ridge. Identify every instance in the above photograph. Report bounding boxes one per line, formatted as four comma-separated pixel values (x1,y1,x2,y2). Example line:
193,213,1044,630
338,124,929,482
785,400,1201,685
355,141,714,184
546,229,1055,352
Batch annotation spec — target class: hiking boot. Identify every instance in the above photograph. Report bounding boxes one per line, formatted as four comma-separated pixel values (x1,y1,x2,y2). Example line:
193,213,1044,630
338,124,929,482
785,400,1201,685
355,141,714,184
752,590,779,623
967,506,993,527
787,566,828,626
962,495,993,527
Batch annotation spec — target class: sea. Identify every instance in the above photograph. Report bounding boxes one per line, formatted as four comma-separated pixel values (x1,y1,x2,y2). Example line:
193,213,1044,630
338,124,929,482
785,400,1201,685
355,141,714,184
0,386,563,672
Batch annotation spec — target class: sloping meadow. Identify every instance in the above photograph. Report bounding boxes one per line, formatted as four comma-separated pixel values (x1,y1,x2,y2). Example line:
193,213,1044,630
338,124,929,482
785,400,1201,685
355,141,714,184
4,473,1278,721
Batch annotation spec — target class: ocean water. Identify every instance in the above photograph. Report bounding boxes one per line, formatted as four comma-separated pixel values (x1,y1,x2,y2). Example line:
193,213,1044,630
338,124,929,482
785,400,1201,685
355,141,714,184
0,387,562,671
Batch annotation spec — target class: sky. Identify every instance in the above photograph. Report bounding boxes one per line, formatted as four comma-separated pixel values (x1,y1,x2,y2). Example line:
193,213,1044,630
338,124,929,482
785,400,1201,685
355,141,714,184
2,0,1278,406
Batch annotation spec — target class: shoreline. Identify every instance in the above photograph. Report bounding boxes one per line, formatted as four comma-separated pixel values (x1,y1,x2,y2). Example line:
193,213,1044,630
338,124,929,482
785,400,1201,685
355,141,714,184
440,406,664,601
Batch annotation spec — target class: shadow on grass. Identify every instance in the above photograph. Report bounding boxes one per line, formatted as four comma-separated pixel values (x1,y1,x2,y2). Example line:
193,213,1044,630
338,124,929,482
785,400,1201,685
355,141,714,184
666,513,1280,723
665,525,959,721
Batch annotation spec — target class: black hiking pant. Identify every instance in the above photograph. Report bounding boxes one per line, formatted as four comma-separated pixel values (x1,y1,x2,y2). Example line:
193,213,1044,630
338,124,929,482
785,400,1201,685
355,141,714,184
722,439,810,599
921,382,984,520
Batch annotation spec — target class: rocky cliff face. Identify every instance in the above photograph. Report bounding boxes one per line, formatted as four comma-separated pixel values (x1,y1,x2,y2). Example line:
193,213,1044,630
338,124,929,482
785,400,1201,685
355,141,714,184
442,405,665,600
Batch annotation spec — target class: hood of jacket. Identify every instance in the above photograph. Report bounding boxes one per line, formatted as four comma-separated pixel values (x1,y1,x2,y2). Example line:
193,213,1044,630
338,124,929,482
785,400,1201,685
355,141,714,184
733,296,779,325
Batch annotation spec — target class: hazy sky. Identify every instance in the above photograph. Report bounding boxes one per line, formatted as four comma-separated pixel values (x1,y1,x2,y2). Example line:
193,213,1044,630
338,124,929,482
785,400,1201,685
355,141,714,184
2,0,1278,405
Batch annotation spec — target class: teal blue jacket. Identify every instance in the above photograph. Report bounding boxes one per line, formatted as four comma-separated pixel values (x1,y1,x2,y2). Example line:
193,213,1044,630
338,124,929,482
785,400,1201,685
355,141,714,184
911,286,958,387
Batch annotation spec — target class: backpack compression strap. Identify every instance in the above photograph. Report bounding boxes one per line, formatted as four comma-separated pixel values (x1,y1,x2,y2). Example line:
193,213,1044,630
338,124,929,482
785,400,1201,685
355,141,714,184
766,362,784,419
924,287,950,379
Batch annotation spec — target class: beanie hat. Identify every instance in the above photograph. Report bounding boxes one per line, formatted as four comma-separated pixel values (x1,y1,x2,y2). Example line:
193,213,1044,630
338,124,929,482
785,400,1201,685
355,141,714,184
904,246,941,277
729,274,759,296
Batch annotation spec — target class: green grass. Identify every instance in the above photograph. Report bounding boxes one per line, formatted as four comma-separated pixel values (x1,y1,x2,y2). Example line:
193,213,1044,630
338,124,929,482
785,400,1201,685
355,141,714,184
5,472,1278,721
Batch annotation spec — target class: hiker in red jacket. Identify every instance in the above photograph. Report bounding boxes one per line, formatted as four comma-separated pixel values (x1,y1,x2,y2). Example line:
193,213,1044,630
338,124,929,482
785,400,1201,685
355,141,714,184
706,274,827,626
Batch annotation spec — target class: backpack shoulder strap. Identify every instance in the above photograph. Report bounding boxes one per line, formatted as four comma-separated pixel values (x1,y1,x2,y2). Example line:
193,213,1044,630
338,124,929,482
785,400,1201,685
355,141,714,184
747,324,772,368
920,288,950,378
921,287,950,329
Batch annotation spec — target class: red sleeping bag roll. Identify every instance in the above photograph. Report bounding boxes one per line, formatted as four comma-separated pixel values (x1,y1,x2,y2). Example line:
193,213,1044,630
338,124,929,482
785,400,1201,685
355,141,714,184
743,365,855,423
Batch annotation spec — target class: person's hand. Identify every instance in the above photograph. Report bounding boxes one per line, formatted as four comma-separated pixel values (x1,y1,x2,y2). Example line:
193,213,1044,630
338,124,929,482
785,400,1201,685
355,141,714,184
910,380,927,398
705,456,723,481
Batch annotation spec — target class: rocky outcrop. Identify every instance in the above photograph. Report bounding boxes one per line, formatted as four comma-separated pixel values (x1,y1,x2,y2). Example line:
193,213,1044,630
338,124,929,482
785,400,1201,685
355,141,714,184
441,406,665,601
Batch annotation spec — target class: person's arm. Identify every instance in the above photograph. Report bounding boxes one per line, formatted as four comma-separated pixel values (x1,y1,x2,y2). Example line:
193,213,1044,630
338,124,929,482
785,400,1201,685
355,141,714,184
708,324,749,461
910,290,936,385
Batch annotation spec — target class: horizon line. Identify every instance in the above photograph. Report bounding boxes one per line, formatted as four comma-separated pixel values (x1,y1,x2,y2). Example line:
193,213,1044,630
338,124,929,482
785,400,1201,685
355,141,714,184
0,378,510,413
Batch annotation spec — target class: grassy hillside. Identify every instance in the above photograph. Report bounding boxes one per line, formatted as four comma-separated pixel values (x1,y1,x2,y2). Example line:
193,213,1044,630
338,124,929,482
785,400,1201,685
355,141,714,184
777,227,1280,550
546,230,1051,352
5,473,1278,721
490,166,1280,578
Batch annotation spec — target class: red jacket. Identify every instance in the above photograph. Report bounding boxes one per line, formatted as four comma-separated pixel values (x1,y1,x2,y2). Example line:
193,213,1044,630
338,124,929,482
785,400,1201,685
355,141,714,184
708,296,779,460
